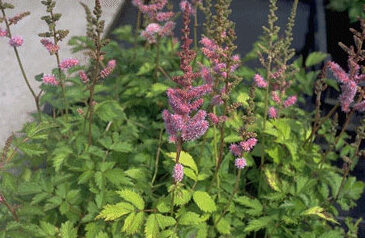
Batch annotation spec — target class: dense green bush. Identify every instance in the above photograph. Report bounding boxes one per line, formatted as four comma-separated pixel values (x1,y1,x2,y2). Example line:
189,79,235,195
0,0,364,237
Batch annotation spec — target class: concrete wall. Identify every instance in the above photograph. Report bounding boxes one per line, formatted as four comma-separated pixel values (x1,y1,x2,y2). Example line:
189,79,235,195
0,0,124,144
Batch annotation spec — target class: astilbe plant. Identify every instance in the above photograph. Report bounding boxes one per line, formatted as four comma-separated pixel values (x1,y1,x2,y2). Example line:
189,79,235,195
1,0,365,237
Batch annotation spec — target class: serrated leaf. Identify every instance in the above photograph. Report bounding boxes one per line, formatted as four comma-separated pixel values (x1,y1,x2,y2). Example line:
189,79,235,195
97,202,134,221
193,191,217,212
166,151,198,173
264,168,281,192
179,211,202,225
305,52,328,67
94,100,124,122
174,189,192,206
301,206,339,224
146,83,169,97
40,221,57,236
137,62,154,76
145,214,159,238
117,189,145,210
17,142,46,156
235,196,263,216
122,212,144,235
156,214,176,230
60,221,78,238
110,142,132,153
52,147,72,172
244,216,271,232
157,197,170,213
104,168,132,186
215,217,231,235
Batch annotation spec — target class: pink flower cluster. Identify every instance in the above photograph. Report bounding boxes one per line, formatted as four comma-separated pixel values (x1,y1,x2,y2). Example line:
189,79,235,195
79,71,89,83
59,58,79,70
100,60,116,79
327,60,365,112
40,39,59,55
133,0,175,44
230,137,257,169
180,0,196,15
172,163,184,182
235,158,247,169
42,74,58,86
162,3,211,143
9,35,23,47
254,74,268,88
0,27,7,37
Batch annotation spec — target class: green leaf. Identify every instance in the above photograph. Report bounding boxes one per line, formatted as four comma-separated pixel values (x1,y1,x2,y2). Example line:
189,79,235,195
94,100,125,122
324,78,339,91
174,189,192,206
52,147,72,172
146,83,169,97
104,168,132,186
25,121,57,140
156,214,176,230
235,196,263,216
95,232,109,238
17,142,46,157
244,216,272,232
305,52,328,67
110,142,133,153
122,212,144,235
137,62,154,76
39,221,57,236
301,206,339,224
117,189,145,210
179,211,202,225
97,202,134,221
166,151,198,174
145,214,159,238
264,168,281,192
193,191,217,212
215,217,231,235
60,221,78,238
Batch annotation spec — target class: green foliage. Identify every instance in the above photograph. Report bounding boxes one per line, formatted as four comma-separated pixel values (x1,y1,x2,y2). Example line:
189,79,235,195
1,1,364,237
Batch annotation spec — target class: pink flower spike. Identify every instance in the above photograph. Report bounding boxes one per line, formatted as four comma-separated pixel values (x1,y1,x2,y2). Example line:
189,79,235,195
235,158,247,169
240,138,257,152
230,144,242,157
79,71,89,83
180,0,195,15
40,38,59,54
208,113,219,125
254,74,268,88
42,74,58,86
173,163,184,182
283,95,297,108
354,100,365,112
271,91,281,104
59,58,79,70
327,61,350,84
100,60,116,79
9,36,23,47
0,27,7,37
268,106,277,119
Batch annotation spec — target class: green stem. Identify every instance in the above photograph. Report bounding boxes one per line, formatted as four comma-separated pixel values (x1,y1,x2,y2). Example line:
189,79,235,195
1,6,42,119
154,36,161,82
151,128,164,187
0,194,19,222
215,169,242,224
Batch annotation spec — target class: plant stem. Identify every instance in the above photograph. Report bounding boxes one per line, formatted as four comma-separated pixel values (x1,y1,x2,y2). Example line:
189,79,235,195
154,36,161,82
1,6,42,119
151,128,164,187
0,194,19,222
170,137,183,217
215,169,242,224
193,5,198,50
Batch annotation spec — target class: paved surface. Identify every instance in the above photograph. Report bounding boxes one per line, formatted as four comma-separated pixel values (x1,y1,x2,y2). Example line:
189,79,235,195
0,0,124,144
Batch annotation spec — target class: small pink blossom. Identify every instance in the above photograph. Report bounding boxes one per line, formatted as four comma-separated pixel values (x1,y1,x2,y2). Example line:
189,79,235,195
42,74,58,86
173,163,184,182
235,158,247,169
77,108,84,115
59,58,79,70
100,60,116,78
141,23,161,43
79,71,89,83
240,138,257,152
254,74,268,88
0,194,3,203
40,38,59,54
268,106,277,119
180,0,195,15
211,95,223,105
328,61,350,84
339,81,357,112
354,100,365,112
9,35,23,47
271,91,281,104
0,27,7,37
156,12,174,22
208,113,219,125
230,144,242,157
159,21,175,37
283,95,297,108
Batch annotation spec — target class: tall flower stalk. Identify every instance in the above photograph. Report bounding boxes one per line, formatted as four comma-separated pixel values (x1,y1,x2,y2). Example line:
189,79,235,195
163,3,211,184
39,0,70,118
0,1,42,118
81,0,114,146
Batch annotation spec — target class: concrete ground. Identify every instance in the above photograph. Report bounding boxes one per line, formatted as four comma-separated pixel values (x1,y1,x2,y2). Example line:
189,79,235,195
0,0,124,144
